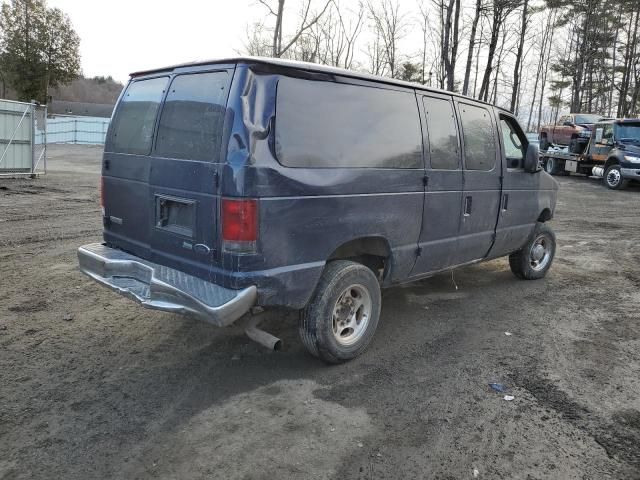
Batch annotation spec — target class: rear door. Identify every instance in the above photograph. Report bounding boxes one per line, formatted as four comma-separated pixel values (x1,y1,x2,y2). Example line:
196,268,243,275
103,76,169,260
455,101,502,264
148,70,232,278
411,93,464,275
103,68,233,279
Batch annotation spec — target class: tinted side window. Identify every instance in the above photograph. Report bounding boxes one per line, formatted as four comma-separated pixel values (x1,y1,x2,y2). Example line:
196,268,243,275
155,72,229,162
459,104,496,171
275,77,422,168
108,77,168,155
423,96,460,169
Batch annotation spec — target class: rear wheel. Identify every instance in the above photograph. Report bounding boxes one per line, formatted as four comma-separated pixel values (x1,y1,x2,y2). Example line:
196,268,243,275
299,260,381,364
604,164,627,190
509,223,556,280
544,157,563,175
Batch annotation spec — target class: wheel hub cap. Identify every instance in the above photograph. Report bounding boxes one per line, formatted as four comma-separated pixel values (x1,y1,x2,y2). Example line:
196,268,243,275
607,169,621,186
531,244,545,262
529,235,551,271
332,284,372,346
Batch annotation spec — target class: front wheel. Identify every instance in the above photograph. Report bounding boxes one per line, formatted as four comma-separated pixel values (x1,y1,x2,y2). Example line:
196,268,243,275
299,260,381,364
509,223,556,280
604,164,627,190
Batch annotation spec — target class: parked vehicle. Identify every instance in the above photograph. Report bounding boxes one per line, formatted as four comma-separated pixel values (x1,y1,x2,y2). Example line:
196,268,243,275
542,118,640,190
78,57,558,363
539,113,603,152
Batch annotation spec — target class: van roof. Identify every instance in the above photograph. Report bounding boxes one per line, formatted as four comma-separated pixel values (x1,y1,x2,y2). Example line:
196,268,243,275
130,56,505,111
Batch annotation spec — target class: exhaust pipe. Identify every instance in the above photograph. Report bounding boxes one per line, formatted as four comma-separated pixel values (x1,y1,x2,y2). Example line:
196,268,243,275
592,166,605,178
244,313,282,351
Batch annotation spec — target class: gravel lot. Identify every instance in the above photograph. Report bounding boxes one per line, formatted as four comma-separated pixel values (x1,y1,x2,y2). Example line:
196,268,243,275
1,145,639,479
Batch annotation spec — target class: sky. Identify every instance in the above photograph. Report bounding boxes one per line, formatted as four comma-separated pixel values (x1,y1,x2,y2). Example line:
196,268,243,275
47,0,259,83
46,0,428,85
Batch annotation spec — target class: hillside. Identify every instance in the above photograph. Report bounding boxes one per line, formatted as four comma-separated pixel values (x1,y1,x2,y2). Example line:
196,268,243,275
50,76,123,104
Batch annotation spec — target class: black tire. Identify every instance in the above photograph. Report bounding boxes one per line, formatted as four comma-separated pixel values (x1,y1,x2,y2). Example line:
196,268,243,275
604,164,628,190
544,157,563,175
299,260,381,364
540,137,550,151
509,223,556,280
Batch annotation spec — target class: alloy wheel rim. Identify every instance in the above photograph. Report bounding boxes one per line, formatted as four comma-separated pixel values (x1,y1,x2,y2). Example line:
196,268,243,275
332,284,372,346
529,235,552,271
607,168,621,187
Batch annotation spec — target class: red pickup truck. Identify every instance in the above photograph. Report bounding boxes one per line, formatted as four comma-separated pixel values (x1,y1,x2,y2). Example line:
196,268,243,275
539,113,603,152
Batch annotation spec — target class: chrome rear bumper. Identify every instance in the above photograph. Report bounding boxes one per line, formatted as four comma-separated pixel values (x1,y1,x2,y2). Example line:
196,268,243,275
77,243,256,327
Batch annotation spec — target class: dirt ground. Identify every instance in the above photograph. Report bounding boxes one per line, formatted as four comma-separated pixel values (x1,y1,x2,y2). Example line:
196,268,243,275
1,144,639,479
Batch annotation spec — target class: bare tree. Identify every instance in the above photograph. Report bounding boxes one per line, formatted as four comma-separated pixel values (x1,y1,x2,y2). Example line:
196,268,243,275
462,0,484,95
366,0,407,78
257,0,332,58
478,0,519,102
314,1,364,68
432,0,462,90
242,22,272,56
509,0,528,112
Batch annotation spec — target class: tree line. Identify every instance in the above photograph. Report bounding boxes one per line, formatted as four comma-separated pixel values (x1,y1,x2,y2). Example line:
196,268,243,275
245,0,640,131
0,0,80,104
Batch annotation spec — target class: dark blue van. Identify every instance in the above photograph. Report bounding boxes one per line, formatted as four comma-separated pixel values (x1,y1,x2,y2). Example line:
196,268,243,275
78,57,558,363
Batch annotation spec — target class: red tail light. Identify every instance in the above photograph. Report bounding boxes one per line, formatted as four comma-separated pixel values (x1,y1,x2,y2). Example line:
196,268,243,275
221,198,258,253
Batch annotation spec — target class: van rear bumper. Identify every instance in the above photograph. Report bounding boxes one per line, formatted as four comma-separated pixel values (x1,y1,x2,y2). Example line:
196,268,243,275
77,243,256,327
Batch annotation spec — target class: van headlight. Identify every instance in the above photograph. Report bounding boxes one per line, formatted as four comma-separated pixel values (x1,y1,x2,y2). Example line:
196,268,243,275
579,130,591,138
624,155,640,164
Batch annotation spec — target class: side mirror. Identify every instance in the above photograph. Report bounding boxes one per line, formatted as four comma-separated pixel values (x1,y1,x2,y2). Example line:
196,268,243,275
524,142,541,173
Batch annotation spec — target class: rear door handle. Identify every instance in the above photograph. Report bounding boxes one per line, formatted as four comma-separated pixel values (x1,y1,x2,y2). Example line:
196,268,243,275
502,194,509,211
464,196,472,216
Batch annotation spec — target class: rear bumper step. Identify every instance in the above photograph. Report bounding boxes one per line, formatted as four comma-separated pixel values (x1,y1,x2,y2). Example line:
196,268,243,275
77,243,256,327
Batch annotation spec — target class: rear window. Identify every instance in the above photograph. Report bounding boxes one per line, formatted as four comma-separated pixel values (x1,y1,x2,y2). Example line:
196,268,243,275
155,71,230,162
575,114,601,124
459,103,497,171
275,77,422,168
108,77,168,155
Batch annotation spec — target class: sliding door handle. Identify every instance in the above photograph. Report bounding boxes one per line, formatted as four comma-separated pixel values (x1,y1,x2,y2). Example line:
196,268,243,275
464,196,472,216
502,194,509,211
